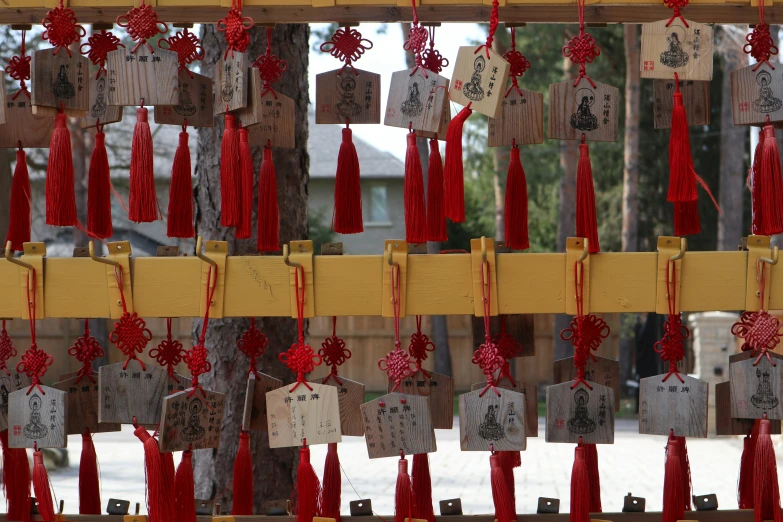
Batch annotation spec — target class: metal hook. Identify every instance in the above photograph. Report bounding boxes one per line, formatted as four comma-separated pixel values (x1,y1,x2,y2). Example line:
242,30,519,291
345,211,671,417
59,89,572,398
576,238,589,264
88,240,120,268
283,244,302,268
4,241,34,272
760,245,779,266
669,237,687,262
195,236,218,268
387,244,399,268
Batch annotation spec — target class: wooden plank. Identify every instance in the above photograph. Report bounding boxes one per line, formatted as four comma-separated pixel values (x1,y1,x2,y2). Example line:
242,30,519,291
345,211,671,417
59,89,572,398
459,387,526,451
590,252,657,312
449,46,510,118
680,251,747,312
384,68,450,133
53,374,122,435
361,393,435,458
44,258,111,318
0,372,31,431
81,73,123,129
553,356,620,412
730,352,783,420
106,47,179,106
311,375,366,436
31,48,90,115
545,381,614,444
314,255,382,317
471,379,538,437
215,52,250,115
653,79,710,129
131,257,203,318
159,389,225,452
497,253,565,314
730,62,783,126
640,19,714,81
315,68,381,125
715,380,782,435
9,385,67,448
154,70,215,128
638,374,708,437
0,93,53,148
266,381,342,448
548,78,619,142
488,88,544,147
389,370,455,430
222,256,291,317
407,254,474,316
242,372,283,432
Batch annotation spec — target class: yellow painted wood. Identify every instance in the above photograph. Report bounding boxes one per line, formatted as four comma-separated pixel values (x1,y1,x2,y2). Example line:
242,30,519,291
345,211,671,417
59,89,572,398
655,236,685,315
0,257,22,318
45,259,110,318
222,256,289,317
101,242,133,319
680,251,747,312
565,237,590,315
382,240,408,318
19,242,45,320
745,235,772,312
497,253,565,314
470,237,497,317
123,516,147,522
287,240,314,319
200,240,228,319
313,255,382,317
591,252,657,313
312,0,336,6
407,254,473,315
768,254,783,310
131,257,202,318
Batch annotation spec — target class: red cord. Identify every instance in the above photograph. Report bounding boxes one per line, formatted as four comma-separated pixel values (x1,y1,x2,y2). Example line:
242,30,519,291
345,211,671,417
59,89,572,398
562,0,600,88
279,267,322,391
16,269,53,395
378,264,415,391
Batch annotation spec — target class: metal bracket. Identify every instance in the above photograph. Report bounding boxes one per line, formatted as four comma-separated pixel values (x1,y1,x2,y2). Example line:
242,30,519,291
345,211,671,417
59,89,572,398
693,493,718,511
471,237,498,317
655,236,686,315
157,245,179,257
745,235,775,312
349,499,373,516
100,241,133,319
195,499,214,516
382,240,408,318
107,499,131,515
321,242,343,255
565,237,590,315
196,237,228,319
7,242,46,320
536,497,560,514
439,499,463,515
284,240,314,319
622,493,645,512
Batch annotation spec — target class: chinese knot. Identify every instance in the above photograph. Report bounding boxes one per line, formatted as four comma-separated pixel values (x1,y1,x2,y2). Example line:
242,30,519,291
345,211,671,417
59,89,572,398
421,27,448,75
279,342,321,391
472,336,505,397
6,31,31,97
16,344,52,394
237,318,269,378
0,322,16,376
159,28,204,74
110,312,153,370
504,28,531,97
68,320,105,384
319,320,351,385
408,316,434,378
149,320,185,380
654,314,689,382
184,344,211,391
378,349,414,392
732,310,782,366
745,0,777,71
560,314,610,389
116,0,168,54
217,2,253,59
80,30,125,78
320,27,373,75
252,27,287,97
41,0,85,56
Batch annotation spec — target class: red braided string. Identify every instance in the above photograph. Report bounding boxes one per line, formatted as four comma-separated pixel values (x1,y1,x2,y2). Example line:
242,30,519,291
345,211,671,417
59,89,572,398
421,27,448,75
494,315,522,384
562,0,600,88
80,30,125,79
408,316,434,378
67,319,105,385
744,0,778,71
6,30,31,98
149,318,185,381
238,317,269,378
654,260,689,383
404,0,429,76
475,0,500,58
472,262,503,397
158,28,204,74
252,27,287,98
109,265,152,370
731,262,782,366
665,0,690,27
504,28,531,98
217,0,253,59
319,27,373,75
184,266,218,398
0,321,17,376
319,316,351,386
278,267,322,392
378,264,415,391
15,269,52,395
116,0,168,54
41,0,86,57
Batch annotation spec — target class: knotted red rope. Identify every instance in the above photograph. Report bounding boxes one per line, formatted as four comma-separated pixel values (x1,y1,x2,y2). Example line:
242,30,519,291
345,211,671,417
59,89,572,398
320,26,373,76
475,0,500,58
158,28,204,75
217,0,253,59
732,260,782,366
745,0,778,71
495,315,523,384
80,30,125,78
149,318,185,381
15,269,52,395
665,0,689,27
378,263,415,392
183,266,218,399
116,0,168,54
421,27,448,75
109,265,153,370
408,316,434,379
279,266,322,392
655,260,689,383
6,30,31,98
472,262,504,397
0,321,17,376
238,317,269,378
41,0,85,57
68,319,105,385
252,27,287,98
319,317,351,386
562,0,600,88
504,28,531,98
404,0,429,76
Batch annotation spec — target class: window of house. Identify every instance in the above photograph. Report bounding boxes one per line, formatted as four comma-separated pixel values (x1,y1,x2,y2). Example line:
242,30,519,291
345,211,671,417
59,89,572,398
369,185,389,223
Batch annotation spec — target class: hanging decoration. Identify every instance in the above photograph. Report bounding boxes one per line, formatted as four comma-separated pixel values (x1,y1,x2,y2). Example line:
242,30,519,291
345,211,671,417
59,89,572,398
652,78,709,130
148,318,191,388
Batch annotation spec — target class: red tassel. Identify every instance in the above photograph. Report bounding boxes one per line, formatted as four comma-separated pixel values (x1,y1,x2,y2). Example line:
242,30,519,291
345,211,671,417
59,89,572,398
576,140,600,253
412,453,435,522
395,456,413,522
46,111,77,226
79,430,101,515
134,426,164,522
490,452,515,522
667,87,697,203
332,126,363,234
1,430,31,522
175,450,196,522
497,452,517,516
443,105,472,223
755,124,783,235
404,132,427,244
296,444,321,522
739,420,760,509
167,129,194,238
663,432,685,522
504,143,529,251
236,126,254,240
751,129,765,235
583,443,601,513
754,415,783,522
678,436,692,511
7,146,31,250
232,431,254,515
129,107,158,223
673,200,700,236
221,113,241,227
87,129,113,239
570,444,589,522
426,138,446,242
321,443,341,522
257,146,280,253
32,446,55,522
160,446,176,522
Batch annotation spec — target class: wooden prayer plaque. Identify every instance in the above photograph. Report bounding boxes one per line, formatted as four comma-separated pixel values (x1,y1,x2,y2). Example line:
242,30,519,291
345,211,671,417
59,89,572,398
471,315,535,356
548,78,619,142
730,352,783,420
154,70,214,128
488,89,544,147
730,62,783,126
311,375,365,436
244,90,296,149
471,379,538,437
215,52,250,115
716,381,782,435
546,381,614,444
315,68,381,125
653,79,710,129
641,19,714,81
459,387,526,451
0,372,31,431
266,382,341,448
31,48,89,115
159,389,226,452
82,74,123,129
241,372,283,432
53,373,121,435
9,385,67,448
449,46,510,118
106,47,178,106
388,370,454,430
384,68,449,133
638,374,708,437
416,102,450,141
361,393,435,459
554,356,620,412
0,94,53,148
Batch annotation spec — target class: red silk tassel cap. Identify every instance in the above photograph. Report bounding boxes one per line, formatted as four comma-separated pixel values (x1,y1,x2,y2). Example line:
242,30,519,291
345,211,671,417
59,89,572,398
404,132,427,244
87,130,114,239
129,107,158,223
46,112,77,226
663,433,685,522
232,432,254,515
221,113,241,227
395,456,413,522
236,127,254,240
167,130,194,238
754,416,783,522
490,453,516,522
7,147,31,250
32,447,55,522
321,442,341,522
412,453,435,522
576,141,600,253
332,126,363,234
175,450,197,522
569,445,589,522
79,431,101,515
426,138,446,242
257,146,280,253
296,444,321,522
755,124,783,235
443,105,473,223
504,144,529,251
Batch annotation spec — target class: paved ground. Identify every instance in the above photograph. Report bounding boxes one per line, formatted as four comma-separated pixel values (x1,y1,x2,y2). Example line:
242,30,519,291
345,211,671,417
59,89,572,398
1,418,763,516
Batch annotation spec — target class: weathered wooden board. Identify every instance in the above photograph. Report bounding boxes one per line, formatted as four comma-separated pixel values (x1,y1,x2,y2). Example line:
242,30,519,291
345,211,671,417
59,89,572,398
266,381,341,448
53,373,121,435
546,381,614,444
159,389,225,452
242,372,283,432
471,379,538,437
312,375,365,436
653,78,710,129
730,352,783,420
471,315,535,356
361,393,435,458
0,372,31,431
730,62,783,126
9,385,67,448
215,52,249,115
31,48,89,115
449,46,510,118
82,73,123,129
554,356,620,412
384,68,449,133
242,77,296,149
388,370,454,430
548,78,619,142
106,47,178,106
488,88,544,147
641,19,714,81
716,380,782,435
154,70,214,128
638,373,708,437
0,93,54,148
315,68,381,125
459,387,526,451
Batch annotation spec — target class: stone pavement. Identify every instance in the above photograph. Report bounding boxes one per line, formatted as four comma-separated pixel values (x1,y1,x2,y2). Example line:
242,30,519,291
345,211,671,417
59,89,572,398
0,418,759,516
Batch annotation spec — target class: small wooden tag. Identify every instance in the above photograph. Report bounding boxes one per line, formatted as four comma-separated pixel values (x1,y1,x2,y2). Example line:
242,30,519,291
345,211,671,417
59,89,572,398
545,381,614,444
459,387,526,451
53,373,121,435
241,372,283,432
639,373,708,437
389,370,455,430
215,52,250,115
106,47,178,106
0,93,54,148
245,91,296,148
488,89,544,147
9,385,67,448
384,68,449,133
311,375,366,436
266,381,342,448
730,62,783,126
82,74,123,129
716,380,782,435
154,70,214,128
361,392,435,458
553,356,620,412
548,78,619,142
416,101,451,141
159,389,226,452
653,79,710,129
449,46,510,118
31,48,89,116
641,19,714,81
730,351,783,420
471,379,537,437
315,68,381,125
0,372,32,431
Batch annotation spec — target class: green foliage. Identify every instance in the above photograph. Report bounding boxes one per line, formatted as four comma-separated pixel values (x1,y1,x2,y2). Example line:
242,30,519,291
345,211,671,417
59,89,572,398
308,206,336,254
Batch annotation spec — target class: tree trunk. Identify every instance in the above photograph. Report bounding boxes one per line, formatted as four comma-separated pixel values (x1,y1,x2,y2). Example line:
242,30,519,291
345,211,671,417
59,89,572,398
193,23,309,513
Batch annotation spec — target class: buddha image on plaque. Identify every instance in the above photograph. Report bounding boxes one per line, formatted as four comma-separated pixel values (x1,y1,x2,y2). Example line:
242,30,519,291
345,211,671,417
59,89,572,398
752,368,780,410
53,64,76,100
336,75,363,120
174,81,197,117
91,76,108,118
23,394,48,439
462,55,485,102
570,87,598,131
753,70,782,113
567,388,596,435
400,77,424,118
660,25,689,68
